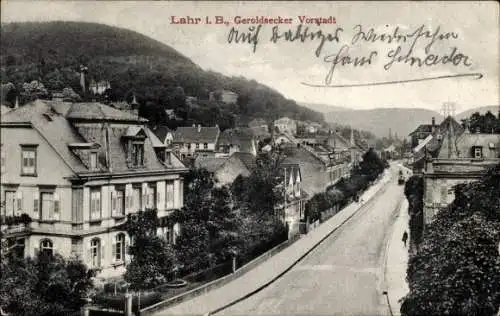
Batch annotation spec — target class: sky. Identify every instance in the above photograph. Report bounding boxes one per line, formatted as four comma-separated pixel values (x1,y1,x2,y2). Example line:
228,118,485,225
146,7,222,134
1,1,499,112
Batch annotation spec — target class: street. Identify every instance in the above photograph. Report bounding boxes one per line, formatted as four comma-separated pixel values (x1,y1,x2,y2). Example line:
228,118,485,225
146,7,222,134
216,169,404,316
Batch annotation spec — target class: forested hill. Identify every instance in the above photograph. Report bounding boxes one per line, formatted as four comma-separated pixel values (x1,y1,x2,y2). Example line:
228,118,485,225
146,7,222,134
0,21,324,129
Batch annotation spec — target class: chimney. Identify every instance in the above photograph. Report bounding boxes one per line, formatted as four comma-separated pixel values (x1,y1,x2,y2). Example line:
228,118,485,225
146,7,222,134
432,117,436,126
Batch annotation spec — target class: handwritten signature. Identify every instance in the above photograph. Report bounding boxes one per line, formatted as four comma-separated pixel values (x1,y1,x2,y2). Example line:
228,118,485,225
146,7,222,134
226,24,479,87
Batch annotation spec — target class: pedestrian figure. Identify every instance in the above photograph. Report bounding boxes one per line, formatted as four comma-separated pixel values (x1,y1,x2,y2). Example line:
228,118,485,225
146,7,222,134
402,231,408,248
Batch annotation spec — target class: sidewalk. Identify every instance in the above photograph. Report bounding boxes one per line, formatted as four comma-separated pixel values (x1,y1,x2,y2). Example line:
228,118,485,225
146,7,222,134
154,169,393,316
384,198,410,316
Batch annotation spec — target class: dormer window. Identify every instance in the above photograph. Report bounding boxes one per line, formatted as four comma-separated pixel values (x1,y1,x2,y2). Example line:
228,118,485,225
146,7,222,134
473,146,483,159
90,152,98,170
131,142,145,166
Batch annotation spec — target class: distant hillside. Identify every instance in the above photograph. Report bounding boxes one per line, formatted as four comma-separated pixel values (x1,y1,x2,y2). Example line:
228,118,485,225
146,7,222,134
456,106,499,121
325,108,443,138
0,21,324,128
299,102,349,114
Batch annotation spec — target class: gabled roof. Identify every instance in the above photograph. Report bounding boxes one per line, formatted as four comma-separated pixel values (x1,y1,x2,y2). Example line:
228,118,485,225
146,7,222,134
173,126,220,144
230,152,257,170
194,156,227,173
150,125,173,143
438,131,500,159
1,99,89,173
218,128,255,152
409,124,433,136
66,102,147,122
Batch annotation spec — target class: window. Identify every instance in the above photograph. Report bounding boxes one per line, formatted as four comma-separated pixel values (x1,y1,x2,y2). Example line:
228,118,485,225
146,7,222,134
90,189,101,220
186,143,191,150
90,152,98,170
474,146,483,159
132,187,141,212
41,193,53,220
114,233,125,262
196,143,200,149
203,143,208,149
112,189,125,217
146,184,156,209
21,145,37,176
166,182,174,209
131,142,144,167
4,191,16,217
90,238,101,268
40,239,53,257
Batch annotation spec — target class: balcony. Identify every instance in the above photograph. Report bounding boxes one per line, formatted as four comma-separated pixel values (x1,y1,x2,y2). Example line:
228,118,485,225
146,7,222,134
0,214,32,237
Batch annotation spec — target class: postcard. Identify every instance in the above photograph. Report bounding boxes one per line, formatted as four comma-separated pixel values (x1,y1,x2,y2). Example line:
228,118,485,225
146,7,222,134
1,1,499,316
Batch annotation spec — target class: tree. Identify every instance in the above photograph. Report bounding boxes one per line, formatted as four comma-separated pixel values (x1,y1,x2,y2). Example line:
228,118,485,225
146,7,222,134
0,254,95,316
170,169,243,271
401,165,500,316
20,80,49,102
124,209,176,290
62,87,81,102
467,111,500,134
355,148,386,181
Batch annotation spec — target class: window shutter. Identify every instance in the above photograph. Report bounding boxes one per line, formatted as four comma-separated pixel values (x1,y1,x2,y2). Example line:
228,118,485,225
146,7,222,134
100,240,105,264
111,237,117,261
142,183,148,210
96,195,101,218
53,193,60,220
16,191,23,216
33,195,39,219
111,191,116,216
125,184,132,213
87,241,92,266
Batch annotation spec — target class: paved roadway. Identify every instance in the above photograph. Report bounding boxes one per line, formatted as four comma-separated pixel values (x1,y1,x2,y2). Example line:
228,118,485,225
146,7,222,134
216,169,404,316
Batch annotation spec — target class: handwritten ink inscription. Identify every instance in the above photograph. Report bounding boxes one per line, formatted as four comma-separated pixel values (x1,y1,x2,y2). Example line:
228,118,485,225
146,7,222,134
225,23,478,86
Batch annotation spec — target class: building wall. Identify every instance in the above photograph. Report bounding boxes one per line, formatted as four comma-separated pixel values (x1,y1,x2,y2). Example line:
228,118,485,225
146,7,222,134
1,126,75,186
423,159,499,224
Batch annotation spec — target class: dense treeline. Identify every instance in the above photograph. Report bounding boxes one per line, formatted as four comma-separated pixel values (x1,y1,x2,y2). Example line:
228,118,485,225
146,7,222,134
401,165,500,316
0,21,324,128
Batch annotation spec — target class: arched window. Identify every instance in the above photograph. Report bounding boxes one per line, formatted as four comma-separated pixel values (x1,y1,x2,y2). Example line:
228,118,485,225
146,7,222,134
40,239,53,256
114,233,126,262
90,238,101,268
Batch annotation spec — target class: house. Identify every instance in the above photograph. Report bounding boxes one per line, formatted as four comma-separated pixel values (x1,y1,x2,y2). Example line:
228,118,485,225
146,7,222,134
274,163,308,238
151,125,174,146
409,117,438,149
172,124,220,160
216,128,257,157
0,99,188,278
412,116,464,174
89,80,111,95
281,146,334,196
209,90,238,104
194,152,256,187
274,117,297,135
248,118,270,140
422,120,499,225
